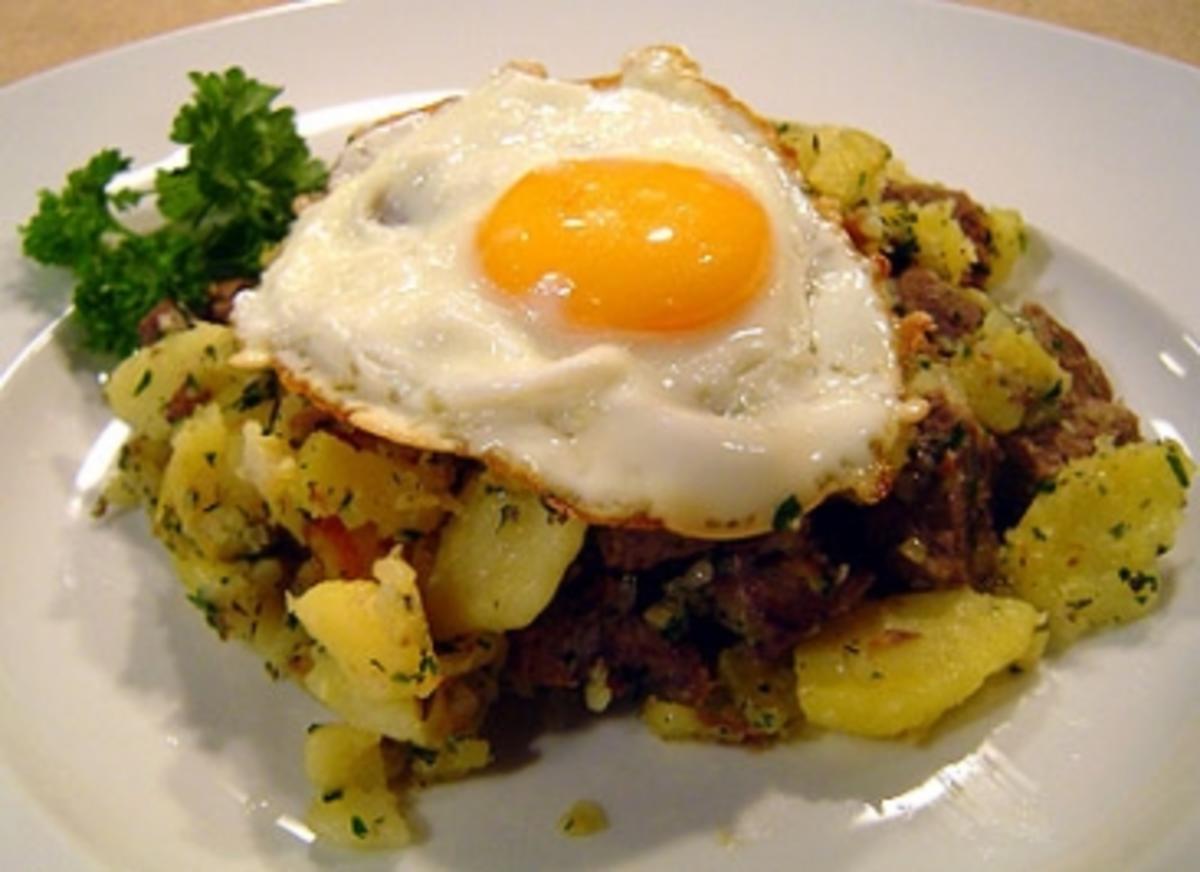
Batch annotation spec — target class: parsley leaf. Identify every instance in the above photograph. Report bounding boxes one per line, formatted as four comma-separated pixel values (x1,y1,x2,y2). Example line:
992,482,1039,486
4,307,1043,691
157,68,327,278
71,229,208,356
1166,448,1191,489
772,495,803,532
21,149,141,269
20,68,327,357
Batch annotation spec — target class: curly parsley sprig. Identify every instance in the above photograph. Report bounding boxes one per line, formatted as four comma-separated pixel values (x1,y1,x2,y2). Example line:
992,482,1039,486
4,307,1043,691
20,68,327,357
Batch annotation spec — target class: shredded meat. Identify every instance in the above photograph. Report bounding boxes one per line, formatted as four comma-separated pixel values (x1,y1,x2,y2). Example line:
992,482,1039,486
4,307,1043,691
1022,302,1123,402
998,303,1140,513
893,266,985,342
885,182,994,287
508,526,874,704
505,306,1137,720
711,532,873,658
592,528,713,573
864,394,1001,590
506,566,715,706
1003,399,1141,488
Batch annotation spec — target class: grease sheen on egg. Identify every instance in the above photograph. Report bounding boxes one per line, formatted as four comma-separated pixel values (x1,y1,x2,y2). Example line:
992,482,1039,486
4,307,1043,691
233,46,911,538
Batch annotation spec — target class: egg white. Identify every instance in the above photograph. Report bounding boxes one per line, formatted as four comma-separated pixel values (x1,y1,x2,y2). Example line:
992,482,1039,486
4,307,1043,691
233,46,912,537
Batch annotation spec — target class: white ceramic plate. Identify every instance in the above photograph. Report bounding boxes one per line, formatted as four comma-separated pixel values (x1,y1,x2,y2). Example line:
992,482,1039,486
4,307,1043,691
2,1,1199,869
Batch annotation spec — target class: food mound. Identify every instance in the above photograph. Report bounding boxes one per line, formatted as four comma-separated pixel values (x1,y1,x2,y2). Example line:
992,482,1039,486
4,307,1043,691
90,48,1191,849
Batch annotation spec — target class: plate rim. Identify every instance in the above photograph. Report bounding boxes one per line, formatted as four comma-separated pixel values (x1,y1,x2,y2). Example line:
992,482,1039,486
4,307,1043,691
2,2,1199,870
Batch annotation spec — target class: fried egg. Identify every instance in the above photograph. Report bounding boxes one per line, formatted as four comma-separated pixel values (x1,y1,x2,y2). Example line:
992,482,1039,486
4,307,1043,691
233,46,914,538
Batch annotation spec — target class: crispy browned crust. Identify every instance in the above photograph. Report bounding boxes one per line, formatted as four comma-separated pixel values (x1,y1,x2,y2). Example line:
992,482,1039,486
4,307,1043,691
345,96,461,146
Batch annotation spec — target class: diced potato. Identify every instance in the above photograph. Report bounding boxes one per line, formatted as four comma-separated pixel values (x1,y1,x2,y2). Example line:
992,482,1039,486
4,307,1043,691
303,724,412,850
422,472,587,638
291,551,441,699
239,425,450,544
105,322,285,438
1003,441,1193,646
874,198,916,252
302,645,496,750
558,800,609,838
306,787,413,850
793,588,1043,738
172,554,309,673
641,698,714,742
105,323,243,441
292,432,449,537
912,199,978,287
583,660,613,713
776,121,821,174
780,123,892,207
409,737,492,785
237,421,300,531
304,723,389,791
155,403,271,561
300,656,437,745
984,207,1026,288
291,551,466,745
103,433,172,510
952,309,1070,433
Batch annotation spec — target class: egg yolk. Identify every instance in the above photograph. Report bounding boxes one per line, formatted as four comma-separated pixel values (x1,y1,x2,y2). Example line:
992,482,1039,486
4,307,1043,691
476,159,772,332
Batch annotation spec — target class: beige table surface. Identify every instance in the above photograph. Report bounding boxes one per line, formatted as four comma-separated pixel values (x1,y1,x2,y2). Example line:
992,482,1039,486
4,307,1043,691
1,0,1197,87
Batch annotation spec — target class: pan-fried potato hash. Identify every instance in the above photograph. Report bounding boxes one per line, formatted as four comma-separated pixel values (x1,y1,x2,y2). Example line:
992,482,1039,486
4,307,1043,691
98,109,1192,852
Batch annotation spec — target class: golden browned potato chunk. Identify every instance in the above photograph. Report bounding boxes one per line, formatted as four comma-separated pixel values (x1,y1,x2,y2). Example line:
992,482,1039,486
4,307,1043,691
105,323,242,441
303,723,412,850
1004,440,1193,647
239,425,452,544
641,698,716,742
985,208,1026,288
558,800,609,838
291,551,441,698
155,403,271,561
953,309,1070,433
794,588,1043,738
291,551,452,745
779,123,892,208
422,472,586,638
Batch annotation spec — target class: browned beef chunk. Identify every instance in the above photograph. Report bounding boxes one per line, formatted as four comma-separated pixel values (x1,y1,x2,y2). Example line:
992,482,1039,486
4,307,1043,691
1003,400,1140,485
999,303,1140,507
506,567,714,706
592,528,713,573
893,266,985,342
603,619,713,703
136,299,189,346
164,379,212,424
205,277,255,323
135,277,253,347
863,394,1001,590
710,532,873,659
1023,302,1119,400
508,525,875,703
884,182,994,287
